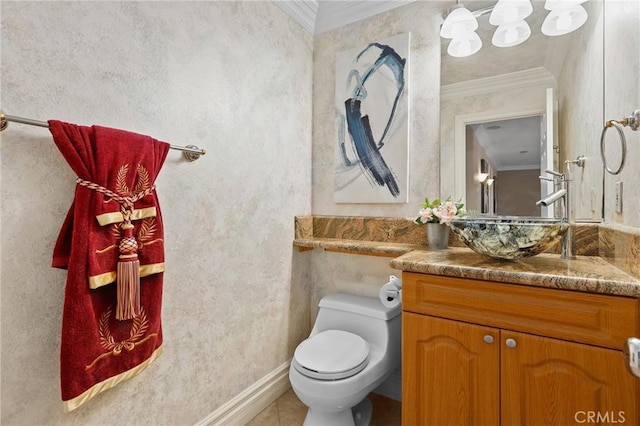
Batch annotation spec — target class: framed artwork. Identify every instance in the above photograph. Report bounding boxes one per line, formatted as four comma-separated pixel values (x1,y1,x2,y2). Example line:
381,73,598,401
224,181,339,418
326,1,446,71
333,32,410,203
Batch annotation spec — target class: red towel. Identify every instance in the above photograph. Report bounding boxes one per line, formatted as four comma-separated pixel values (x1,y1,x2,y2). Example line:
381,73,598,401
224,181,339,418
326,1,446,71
49,121,170,412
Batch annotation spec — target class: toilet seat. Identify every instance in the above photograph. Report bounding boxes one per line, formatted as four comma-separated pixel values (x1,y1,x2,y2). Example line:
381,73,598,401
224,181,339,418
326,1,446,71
293,330,370,380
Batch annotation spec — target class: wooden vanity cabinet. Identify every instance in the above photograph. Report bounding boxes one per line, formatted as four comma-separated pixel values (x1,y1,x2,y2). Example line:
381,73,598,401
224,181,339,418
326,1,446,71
402,272,640,426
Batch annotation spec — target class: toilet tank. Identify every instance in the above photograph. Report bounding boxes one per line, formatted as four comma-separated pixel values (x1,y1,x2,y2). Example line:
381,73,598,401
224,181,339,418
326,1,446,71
311,293,401,349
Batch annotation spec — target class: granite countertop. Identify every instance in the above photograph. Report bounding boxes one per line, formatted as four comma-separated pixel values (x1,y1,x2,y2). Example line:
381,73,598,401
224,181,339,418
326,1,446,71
294,216,640,298
293,237,424,257
390,247,640,297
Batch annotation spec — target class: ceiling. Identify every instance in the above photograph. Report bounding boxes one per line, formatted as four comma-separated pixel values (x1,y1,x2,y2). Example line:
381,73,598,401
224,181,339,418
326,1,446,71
470,116,543,172
272,0,417,35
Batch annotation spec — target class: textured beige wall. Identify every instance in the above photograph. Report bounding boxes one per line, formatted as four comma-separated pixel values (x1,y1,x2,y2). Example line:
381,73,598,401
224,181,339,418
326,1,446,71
603,0,640,228
551,0,604,222
0,1,312,424
555,0,639,228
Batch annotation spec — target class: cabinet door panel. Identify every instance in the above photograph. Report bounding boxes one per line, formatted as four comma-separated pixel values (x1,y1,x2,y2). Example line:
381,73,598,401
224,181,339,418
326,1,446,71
403,313,500,426
502,331,639,425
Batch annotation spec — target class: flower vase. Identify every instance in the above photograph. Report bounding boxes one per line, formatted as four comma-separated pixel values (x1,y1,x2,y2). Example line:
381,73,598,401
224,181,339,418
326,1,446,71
427,223,450,250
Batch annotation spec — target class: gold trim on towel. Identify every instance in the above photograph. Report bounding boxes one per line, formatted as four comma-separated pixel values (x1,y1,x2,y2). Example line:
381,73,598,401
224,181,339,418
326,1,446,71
96,207,157,226
140,262,165,278
62,345,163,413
90,271,117,289
89,263,165,289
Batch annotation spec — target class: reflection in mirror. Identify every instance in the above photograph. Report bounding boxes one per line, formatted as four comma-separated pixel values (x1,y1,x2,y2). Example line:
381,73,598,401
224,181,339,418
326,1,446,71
466,116,545,217
439,0,604,221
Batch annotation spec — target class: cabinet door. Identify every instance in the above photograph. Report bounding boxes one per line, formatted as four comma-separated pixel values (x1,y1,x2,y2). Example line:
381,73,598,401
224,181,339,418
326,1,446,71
502,330,639,425
403,313,500,426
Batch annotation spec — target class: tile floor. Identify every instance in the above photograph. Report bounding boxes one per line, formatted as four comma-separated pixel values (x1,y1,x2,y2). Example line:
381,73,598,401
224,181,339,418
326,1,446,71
246,389,401,426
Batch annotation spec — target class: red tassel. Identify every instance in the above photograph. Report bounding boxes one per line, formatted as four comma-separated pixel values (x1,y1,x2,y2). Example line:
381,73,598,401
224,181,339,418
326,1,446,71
116,224,140,320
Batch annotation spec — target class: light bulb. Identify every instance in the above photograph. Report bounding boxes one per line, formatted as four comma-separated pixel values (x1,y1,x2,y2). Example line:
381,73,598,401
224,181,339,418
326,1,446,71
459,40,471,56
490,0,533,26
556,10,572,31
541,4,588,36
448,32,482,57
451,22,468,38
505,27,518,44
492,20,531,47
440,5,478,39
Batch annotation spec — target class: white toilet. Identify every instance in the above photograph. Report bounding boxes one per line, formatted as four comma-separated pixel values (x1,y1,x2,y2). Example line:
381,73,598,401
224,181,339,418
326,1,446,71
289,293,401,426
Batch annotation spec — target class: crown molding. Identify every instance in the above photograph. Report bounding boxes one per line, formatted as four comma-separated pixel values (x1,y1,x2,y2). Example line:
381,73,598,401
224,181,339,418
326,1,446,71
272,1,415,35
272,0,319,34
441,67,557,100
314,1,415,35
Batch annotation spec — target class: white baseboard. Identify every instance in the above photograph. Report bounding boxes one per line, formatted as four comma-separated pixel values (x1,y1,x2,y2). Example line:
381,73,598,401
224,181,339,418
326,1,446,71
195,360,292,426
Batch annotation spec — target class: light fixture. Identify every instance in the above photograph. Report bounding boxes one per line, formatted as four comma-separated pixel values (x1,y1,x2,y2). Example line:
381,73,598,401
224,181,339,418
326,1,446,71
441,3,482,58
448,32,483,58
489,0,534,47
486,177,495,186
492,20,531,47
489,0,533,26
440,4,478,39
541,3,588,36
440,0,589,57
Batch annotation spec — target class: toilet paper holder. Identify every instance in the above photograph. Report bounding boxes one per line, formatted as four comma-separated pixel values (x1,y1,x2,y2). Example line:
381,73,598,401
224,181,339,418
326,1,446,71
380,275,402,307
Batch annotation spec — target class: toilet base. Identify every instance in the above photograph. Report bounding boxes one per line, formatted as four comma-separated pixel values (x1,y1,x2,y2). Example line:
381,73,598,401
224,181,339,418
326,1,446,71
302,397,373,426
353,396,373,426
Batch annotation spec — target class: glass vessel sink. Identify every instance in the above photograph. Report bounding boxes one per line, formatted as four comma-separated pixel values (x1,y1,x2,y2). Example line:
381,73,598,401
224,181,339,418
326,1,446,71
449,216,569,260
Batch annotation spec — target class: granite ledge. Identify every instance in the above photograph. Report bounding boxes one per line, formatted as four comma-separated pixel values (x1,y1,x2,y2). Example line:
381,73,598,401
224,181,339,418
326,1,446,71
294,215,599,256
390,247,640,297
293,237,424,257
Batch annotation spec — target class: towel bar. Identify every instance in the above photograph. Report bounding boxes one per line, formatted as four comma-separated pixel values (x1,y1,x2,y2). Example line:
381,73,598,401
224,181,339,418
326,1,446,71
0,112,206,162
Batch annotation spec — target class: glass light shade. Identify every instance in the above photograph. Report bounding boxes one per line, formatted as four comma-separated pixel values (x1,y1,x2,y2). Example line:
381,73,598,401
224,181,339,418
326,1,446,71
541,5,588,36
492,20,531,47
447,32,483,57
489,0,533,26
440,5,478,39
544,0,587,11
478,172,489,182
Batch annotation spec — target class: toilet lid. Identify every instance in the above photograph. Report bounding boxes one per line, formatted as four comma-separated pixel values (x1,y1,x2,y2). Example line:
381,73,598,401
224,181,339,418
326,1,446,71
293,330,370,380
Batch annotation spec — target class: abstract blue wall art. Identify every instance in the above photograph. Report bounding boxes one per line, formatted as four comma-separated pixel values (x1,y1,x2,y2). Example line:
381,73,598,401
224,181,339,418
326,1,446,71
334,32,410,203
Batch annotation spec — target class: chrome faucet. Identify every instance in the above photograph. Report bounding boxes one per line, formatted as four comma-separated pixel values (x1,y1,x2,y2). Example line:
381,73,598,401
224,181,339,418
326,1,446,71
538,187,567,206
538,169,565,219
537,165,576,260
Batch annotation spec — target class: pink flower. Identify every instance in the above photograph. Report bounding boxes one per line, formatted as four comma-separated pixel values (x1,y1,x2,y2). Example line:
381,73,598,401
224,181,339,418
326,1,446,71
433,201,458,224
418,208,433,223
416,196,464,225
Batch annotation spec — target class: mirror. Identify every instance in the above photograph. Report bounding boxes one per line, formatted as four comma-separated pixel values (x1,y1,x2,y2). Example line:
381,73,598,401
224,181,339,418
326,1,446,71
439,0,604,221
